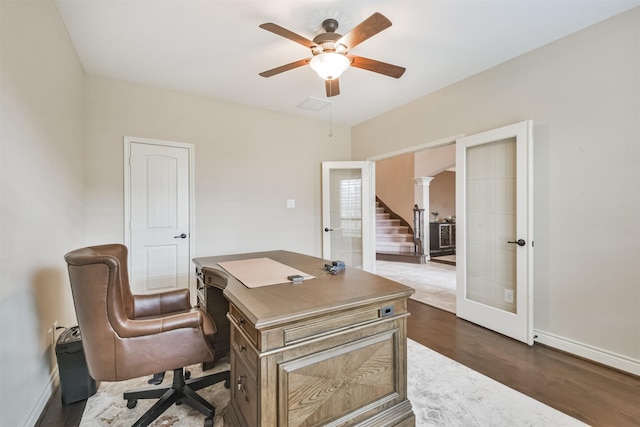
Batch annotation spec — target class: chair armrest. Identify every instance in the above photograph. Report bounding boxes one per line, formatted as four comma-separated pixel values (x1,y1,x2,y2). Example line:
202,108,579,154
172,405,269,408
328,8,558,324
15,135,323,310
133,288,191,318
115,310,205,338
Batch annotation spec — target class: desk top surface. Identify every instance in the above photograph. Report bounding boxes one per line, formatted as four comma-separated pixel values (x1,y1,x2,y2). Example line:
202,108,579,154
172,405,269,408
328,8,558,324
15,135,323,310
193,250,414,329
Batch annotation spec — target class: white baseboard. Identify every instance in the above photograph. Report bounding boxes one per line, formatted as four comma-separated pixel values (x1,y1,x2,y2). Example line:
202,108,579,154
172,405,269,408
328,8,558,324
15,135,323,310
24,369,59,427
534,329,640,376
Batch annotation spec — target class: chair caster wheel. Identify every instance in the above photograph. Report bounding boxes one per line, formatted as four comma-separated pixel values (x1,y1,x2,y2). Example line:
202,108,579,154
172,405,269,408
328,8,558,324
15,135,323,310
224,378,231,389
185,370,191,380
127,400,137,409
204,417,213,427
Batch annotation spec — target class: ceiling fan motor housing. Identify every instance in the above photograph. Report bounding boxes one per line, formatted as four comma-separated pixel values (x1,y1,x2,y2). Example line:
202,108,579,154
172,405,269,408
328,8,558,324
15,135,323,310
313,35,346,55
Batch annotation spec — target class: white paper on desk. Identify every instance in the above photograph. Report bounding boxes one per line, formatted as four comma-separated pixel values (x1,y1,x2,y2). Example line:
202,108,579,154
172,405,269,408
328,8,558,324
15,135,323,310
217,257,316,288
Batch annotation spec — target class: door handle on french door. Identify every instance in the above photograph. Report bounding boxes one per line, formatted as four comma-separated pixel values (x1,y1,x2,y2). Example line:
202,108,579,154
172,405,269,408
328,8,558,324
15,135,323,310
507,239,526,246
324,228,333,232
174,233,187,239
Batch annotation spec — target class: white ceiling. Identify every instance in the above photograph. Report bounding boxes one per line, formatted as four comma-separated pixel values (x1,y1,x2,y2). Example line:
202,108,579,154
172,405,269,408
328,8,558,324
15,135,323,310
55,0,639,126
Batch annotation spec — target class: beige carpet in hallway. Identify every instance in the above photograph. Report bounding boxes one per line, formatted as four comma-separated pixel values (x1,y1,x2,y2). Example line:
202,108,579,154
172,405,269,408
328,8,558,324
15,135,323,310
376,260,456,313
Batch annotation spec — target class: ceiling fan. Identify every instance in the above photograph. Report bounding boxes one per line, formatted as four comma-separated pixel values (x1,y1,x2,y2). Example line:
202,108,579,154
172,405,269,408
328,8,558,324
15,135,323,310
258,12,406,97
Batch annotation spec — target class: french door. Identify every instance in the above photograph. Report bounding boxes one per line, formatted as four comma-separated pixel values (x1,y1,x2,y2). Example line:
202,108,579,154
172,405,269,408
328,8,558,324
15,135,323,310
456,121,534,344
321,161,374,272
124,137,194,296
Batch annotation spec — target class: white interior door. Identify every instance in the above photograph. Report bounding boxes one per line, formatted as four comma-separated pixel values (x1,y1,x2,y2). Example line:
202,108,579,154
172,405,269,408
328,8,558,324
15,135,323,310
322,161,374,272
456,121,534,344
125,138,193,295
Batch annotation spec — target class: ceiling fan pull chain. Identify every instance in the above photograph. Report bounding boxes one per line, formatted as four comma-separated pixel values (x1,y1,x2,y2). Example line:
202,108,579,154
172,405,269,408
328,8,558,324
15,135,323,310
328,80,333,137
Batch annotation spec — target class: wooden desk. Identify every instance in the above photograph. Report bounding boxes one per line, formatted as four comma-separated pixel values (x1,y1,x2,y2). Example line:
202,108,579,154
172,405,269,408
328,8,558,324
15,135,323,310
194,250,415,427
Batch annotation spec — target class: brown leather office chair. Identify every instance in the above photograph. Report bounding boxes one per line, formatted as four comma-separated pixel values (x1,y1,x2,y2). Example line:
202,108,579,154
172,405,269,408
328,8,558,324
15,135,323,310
64,244,229,427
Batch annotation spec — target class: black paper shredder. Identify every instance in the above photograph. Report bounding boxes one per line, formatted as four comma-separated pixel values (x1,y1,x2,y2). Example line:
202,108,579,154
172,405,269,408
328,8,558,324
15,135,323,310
55,326,99,404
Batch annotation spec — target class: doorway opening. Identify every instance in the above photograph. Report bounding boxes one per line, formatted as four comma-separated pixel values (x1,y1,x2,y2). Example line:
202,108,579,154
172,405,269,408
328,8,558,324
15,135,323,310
369,136,460,313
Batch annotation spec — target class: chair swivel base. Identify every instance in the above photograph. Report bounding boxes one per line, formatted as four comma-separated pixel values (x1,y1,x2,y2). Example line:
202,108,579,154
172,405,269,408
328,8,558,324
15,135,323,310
124,367,231,427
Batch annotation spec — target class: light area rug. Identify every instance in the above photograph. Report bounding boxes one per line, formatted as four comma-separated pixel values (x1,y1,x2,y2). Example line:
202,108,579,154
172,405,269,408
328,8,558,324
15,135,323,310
406,339,586,426
79,358,230,427
80,341,586,427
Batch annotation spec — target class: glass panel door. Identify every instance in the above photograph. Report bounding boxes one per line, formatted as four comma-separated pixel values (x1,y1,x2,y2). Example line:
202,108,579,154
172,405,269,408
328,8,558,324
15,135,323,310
465,137,517,313
456,121,533,344
322,162,373,271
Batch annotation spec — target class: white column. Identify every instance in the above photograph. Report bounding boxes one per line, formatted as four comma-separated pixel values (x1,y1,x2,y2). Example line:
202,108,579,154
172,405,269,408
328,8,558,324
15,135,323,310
413,177,435,260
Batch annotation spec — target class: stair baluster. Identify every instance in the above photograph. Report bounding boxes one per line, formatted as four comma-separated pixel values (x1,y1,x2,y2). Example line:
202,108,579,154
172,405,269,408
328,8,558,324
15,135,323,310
413,205,425,256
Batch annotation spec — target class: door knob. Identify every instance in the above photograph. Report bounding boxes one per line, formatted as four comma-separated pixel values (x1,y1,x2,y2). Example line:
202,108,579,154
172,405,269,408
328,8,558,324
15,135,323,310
174,233,187,239
324,228,333,232
507,239,526,246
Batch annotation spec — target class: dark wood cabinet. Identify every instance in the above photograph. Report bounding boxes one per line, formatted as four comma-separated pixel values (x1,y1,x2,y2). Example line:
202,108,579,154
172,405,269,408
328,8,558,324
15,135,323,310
430,222,456,256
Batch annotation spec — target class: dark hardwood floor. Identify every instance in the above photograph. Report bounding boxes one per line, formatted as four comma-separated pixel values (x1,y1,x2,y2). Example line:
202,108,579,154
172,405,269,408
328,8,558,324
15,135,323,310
35,386,84,427
407,299,640,427
36,300,639,426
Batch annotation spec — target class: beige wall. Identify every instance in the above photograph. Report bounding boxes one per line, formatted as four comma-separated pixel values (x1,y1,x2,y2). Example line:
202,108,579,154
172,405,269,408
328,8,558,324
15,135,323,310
414,144,456,220
375,152,456,226
0,1,86,424
375,154,415,225
429,171,456,221
414,144,456,177
84,77,351,258
354,8,640,361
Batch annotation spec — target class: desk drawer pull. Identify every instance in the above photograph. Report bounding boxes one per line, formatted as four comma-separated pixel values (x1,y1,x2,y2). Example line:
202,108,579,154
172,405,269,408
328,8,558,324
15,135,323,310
237,376,250,402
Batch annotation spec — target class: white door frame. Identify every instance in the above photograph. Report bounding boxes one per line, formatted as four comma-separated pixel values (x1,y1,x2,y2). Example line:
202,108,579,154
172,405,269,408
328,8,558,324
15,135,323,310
322,161,375,272
123,136,196,299
366,135,463,163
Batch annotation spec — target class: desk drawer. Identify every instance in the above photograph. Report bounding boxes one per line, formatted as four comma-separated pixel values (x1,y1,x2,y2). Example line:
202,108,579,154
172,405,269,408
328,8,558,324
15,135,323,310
229,304,258,347
232,355,258,427
232,327,258,375
284,307,381,344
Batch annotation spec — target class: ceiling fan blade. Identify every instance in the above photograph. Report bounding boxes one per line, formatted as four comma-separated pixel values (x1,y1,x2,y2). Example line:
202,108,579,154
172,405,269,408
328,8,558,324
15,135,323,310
259,58,310,77
325,79,340,97
348,55,406,78
259,23,316,49
337,12,392,50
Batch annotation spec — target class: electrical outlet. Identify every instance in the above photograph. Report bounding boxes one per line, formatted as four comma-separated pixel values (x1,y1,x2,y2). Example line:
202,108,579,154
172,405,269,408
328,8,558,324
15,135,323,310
51,320,58,345
504,289,514,304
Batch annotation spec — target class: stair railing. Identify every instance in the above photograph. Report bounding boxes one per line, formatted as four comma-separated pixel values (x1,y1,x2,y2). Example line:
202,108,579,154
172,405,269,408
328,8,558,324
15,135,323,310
413,205,425,256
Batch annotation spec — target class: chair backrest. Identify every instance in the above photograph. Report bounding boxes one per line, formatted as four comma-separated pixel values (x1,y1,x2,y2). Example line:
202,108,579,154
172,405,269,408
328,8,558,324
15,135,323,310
65,243,218,381
64,244,134,381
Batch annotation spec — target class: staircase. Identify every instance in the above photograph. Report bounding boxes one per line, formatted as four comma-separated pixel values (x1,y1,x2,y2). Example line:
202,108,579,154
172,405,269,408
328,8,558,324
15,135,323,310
376,201,424,263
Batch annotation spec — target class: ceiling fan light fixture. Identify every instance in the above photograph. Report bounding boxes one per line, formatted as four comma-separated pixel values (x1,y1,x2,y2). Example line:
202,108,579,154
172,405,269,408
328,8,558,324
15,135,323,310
309,52,350,80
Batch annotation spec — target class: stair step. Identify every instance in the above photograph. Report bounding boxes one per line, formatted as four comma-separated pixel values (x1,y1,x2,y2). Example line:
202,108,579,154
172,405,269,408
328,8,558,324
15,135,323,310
376,219,401,227
376,242,414,254
377,234,413,243
377,226,409,234
376,212,391,219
